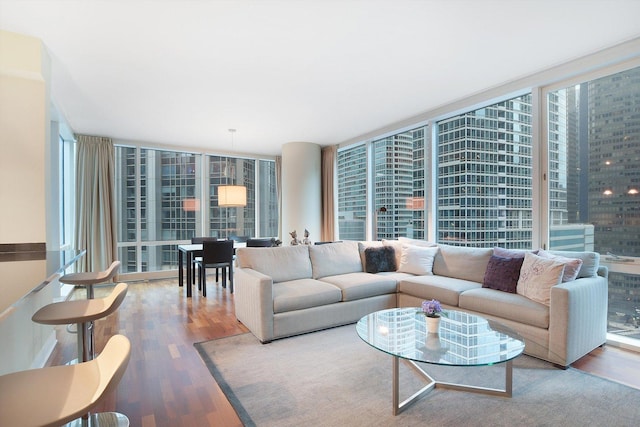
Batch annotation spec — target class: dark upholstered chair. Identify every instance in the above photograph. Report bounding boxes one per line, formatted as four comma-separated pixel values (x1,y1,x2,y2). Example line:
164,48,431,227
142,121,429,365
194,240,234,295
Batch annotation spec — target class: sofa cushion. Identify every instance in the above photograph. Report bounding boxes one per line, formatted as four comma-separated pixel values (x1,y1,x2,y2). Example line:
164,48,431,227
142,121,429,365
547,249,599,278
493,247,538,259
319,272,397,302
517,252,565,306
272,279,342,313
398,237,438,247
381,239,404,267
432,245,493,283
398,245,439,275
398,275,481,307
459,288,550,329
308,241,362,279
537,249,583,282
364,246,397,273
482,255,524,293
236,245,312,283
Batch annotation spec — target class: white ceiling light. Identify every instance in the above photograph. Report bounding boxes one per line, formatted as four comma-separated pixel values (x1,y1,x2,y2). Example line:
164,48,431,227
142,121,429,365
218,129,247,207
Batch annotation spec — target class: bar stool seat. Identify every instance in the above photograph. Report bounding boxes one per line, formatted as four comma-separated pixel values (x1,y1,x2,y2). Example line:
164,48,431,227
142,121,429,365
0,334,131,427
32,283,128,363
60,260,121,299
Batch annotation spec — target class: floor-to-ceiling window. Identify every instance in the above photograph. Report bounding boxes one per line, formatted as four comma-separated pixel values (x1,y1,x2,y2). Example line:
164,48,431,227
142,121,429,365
337,127,427,241
436,95,533,248
114,145,277,274
373,127,427,240
337,143,368,241
208,155,255,240
258,159,279,238
545,65,640,342
59,135,75,249
336,59,640,348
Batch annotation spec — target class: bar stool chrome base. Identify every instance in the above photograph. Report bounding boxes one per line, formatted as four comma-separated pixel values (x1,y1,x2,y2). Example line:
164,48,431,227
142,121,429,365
66,412,129,427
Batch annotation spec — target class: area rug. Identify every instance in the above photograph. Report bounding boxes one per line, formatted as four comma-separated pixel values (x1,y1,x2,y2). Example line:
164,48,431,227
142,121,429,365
195,325,639,427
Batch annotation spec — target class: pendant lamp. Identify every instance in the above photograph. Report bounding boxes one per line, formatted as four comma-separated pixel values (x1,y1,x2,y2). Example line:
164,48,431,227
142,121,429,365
218,129,247,207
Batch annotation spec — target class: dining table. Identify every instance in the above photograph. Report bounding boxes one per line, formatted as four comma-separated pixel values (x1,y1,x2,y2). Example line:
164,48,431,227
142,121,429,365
177,241,245,297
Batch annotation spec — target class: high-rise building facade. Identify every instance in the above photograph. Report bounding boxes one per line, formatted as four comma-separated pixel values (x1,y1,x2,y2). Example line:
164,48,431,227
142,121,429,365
436,95,534,249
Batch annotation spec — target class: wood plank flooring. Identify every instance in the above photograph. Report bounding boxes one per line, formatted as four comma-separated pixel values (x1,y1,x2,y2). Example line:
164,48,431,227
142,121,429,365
46,278,640,427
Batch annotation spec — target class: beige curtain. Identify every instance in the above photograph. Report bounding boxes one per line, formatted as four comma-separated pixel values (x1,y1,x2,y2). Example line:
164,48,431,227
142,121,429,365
275,155,282,241
320,145,337,241
74,135,117,273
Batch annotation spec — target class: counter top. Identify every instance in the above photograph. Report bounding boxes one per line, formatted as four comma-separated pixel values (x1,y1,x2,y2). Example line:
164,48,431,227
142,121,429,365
0,250,85,315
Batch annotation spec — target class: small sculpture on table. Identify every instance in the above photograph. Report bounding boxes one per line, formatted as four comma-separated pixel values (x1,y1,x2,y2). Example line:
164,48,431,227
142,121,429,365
289,230,301,246
303,229,312,245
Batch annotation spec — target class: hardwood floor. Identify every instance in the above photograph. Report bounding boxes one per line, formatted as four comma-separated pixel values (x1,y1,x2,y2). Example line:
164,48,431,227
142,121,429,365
46,278,640,427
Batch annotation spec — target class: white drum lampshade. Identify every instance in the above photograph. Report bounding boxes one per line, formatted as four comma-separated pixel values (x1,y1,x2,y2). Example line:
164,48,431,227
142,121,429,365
218,185,247,207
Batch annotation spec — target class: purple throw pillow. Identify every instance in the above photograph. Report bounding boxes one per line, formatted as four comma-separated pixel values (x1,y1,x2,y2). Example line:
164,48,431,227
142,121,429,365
483,255,524,293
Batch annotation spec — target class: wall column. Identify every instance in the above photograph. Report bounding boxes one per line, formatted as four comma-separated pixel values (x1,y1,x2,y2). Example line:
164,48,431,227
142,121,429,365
0,30,50,246
281,142,321,245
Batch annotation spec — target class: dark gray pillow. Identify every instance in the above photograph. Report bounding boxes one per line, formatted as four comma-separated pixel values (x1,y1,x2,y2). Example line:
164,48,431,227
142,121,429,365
483,255,524,293
364,246,397,273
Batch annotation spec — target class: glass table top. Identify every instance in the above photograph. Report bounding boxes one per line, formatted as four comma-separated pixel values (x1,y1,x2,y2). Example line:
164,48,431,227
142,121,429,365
356,308,525,367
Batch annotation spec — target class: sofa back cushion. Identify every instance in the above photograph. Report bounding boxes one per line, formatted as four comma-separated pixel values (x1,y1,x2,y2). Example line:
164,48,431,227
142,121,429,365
309,241,362,279
236,245,312,283
398,245,439,275
547,249,599,278
432,245,493,283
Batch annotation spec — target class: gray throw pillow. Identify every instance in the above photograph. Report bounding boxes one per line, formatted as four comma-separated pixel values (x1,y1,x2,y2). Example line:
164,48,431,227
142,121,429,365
364,246,397,273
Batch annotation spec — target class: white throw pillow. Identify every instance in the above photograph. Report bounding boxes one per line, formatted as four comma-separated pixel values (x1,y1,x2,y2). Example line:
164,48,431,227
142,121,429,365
537,249,583,282
517,252,565,306
398,245,439,275
397,237,438,247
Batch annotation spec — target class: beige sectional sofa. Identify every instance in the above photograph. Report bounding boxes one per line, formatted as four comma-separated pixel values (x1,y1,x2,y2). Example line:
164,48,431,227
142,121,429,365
234,240,608,367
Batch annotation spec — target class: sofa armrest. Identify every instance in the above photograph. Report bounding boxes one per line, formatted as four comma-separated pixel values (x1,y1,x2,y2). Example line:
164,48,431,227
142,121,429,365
234,268,275,343
549,274,608,367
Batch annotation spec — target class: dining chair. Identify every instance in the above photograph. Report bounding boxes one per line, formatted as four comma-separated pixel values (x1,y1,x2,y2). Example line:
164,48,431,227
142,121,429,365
191,237,217,286
246,238,274,247
194,240,234,295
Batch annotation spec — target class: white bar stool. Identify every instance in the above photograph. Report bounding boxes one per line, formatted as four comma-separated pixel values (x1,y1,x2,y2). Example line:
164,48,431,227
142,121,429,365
33,283,128,365
0,334,131,427
58,261,121,359
60,260,121,299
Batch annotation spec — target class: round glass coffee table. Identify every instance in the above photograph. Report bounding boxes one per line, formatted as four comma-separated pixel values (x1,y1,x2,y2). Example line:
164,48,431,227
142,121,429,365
356,307,525,415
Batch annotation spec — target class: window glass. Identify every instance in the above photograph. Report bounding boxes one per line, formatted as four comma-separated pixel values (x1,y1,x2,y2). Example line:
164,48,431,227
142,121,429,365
258,159,278,238
436,95,533,248
338,144,367,240
547,66,640,339
60,136,75,248
373,127,427,240
115,146,137,243
208,155,255,240
139,149,201,242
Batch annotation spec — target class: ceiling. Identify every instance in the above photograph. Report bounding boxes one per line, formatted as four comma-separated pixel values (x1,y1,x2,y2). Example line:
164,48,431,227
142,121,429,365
2,0,640,156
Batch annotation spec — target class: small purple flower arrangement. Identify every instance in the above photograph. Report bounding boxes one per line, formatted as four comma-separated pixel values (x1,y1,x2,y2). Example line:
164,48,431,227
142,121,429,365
419,299,447,318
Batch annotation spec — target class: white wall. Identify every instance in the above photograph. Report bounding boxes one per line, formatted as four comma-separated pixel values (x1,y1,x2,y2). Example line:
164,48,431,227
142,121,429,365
281,142,321,245
0,30,57,375
0,30,49,245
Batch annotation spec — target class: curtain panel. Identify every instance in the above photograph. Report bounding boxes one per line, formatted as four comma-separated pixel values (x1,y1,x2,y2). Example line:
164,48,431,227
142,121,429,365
321,145,337,241
74,135,117,273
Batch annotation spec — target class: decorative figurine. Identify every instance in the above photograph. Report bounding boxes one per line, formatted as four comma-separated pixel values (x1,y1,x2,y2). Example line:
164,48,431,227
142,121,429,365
289,230,300,245
303,229,312,245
